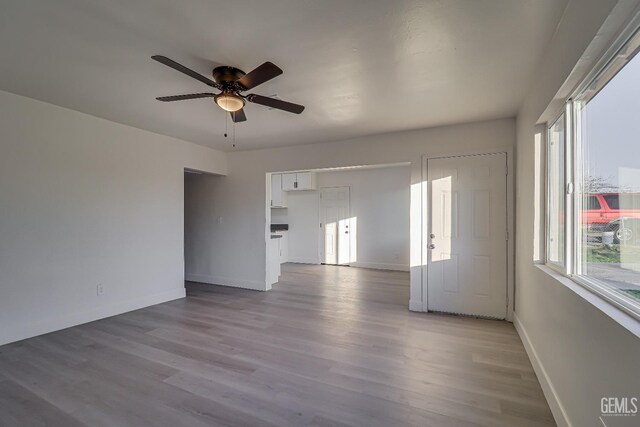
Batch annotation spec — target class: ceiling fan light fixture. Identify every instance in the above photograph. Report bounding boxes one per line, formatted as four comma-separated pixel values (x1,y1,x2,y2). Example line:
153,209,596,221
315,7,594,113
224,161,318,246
215,93,245,112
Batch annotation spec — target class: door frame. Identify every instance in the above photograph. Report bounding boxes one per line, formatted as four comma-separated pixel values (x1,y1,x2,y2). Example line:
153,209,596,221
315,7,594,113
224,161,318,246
421,152,514,321
319,186,351,265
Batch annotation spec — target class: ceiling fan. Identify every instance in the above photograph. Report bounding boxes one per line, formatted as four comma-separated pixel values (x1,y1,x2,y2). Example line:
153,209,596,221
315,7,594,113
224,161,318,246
151,55,304,122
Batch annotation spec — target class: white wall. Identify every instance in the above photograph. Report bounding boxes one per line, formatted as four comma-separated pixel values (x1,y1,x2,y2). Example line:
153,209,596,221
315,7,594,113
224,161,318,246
278,166,410,270
184,118,514,308
0,90,227,346
514,1,640,426
284,191,321,264
317,166,410,271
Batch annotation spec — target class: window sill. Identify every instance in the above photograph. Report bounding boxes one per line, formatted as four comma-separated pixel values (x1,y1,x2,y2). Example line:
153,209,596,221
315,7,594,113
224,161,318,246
535,264,640,339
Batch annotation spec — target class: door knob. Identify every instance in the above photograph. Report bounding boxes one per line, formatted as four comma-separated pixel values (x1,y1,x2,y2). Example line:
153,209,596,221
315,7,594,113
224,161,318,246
428,244,436,249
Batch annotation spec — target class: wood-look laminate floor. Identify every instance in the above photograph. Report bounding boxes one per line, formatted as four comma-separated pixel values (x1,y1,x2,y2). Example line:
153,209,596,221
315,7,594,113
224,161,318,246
0,264,555,427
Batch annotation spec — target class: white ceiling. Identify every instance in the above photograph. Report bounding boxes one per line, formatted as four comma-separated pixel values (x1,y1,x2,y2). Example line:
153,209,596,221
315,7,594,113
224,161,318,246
0,0,567,151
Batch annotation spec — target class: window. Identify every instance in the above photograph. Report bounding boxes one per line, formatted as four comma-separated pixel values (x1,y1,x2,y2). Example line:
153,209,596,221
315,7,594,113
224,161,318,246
586,195,601,210
547,114,566,268
602,194,640,210
546,23,640,317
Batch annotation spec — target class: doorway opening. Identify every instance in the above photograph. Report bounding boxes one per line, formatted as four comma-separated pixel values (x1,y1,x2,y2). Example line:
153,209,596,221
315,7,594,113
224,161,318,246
184,168,223,289
265,163,411,289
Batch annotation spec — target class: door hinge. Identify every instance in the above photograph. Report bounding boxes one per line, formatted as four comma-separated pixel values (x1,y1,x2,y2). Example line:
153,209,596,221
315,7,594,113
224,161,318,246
320,222,322,228
505,163,508,175
506,231,509,241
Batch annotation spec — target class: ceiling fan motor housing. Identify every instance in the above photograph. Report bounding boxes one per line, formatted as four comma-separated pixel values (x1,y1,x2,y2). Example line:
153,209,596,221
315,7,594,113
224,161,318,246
212,66,246,86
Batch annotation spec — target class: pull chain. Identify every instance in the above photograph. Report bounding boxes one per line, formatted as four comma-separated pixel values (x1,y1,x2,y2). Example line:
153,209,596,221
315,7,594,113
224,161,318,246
222,112,236,148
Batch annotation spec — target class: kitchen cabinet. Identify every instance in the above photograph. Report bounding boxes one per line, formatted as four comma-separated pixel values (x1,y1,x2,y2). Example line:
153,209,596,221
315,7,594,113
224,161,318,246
282,171,316,191
282,173,297,191
269,236,282,285
274,230,288,263
271,173,287,208
296,172,315,190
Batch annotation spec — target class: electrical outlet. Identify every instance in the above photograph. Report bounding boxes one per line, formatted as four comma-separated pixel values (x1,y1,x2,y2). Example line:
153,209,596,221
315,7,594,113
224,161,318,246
97,283,104,296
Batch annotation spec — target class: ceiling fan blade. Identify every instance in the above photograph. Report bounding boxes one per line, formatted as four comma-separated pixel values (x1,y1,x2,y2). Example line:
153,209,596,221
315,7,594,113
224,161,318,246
247,94,305,114
230,109,247,122
152,55,219,88
237,62,283,90
156,93,216,102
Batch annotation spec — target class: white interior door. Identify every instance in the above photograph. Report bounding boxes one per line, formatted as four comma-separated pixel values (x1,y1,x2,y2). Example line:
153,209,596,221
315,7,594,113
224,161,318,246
320,187,350,265
427,153,507,319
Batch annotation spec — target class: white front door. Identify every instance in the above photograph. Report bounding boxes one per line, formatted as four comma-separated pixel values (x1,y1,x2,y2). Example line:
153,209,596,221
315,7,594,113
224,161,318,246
320,187,350,265
427,153,507,319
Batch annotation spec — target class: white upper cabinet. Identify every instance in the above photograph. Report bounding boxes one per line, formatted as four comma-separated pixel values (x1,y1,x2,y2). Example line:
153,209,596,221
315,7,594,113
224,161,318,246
296,172,315,190
271,173,287,207
282,171,316,191
282,173,297,191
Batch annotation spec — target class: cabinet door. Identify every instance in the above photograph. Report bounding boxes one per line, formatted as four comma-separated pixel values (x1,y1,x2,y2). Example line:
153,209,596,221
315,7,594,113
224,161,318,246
279,231,288,263
269,239,280,285
296,172,315,190
271,174,284,207
282,173,297,191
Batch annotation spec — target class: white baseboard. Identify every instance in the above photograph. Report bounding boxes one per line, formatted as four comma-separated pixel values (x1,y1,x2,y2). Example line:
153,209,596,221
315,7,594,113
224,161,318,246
409,299,424,312
186,273,266,291
351,262,409,272
286,258,321,265
513,313,571,427
0,287,186,347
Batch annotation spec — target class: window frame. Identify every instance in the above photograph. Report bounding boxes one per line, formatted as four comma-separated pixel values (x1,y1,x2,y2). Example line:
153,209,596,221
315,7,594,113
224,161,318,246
544,17,640,322
545,110,567,274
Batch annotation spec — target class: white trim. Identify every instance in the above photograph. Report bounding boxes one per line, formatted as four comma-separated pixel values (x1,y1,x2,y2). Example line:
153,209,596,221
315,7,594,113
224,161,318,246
0,288,186,346
505,151,515,322
351,262,409,272
409,299,424,312
186,273,266,291
545,112,568,273
265,173,273,291
421,155,429,312
565,102,575,276
534,123,548,264
571,10,640,101
514,313,571,427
